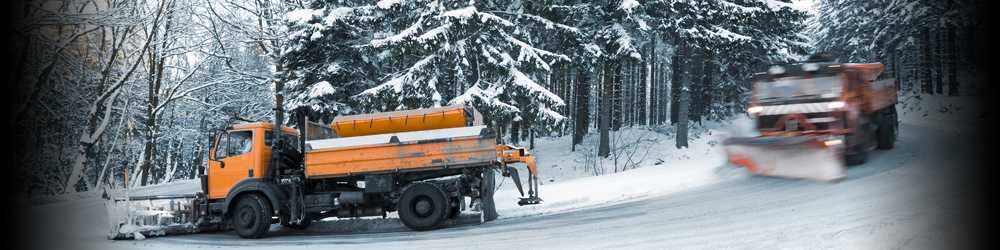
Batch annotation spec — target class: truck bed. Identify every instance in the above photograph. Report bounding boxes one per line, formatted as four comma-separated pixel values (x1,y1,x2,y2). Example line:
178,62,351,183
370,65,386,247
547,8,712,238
303,126,496,179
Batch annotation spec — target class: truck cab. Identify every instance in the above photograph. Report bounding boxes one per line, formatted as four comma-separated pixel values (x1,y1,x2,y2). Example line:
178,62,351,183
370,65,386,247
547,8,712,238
206,123,298,199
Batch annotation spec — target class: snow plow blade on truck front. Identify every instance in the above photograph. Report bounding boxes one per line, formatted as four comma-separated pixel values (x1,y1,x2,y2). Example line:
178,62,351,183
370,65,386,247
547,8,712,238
723,136,846,182
103,190,216,240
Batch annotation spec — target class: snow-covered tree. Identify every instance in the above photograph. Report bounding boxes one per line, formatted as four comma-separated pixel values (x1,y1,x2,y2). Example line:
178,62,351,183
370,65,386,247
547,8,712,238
277,1,376,122
814,0,975,95
357,0,570,131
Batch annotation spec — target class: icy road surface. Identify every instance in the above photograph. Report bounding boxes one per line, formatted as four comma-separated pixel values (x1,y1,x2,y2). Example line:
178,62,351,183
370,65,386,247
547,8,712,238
27,108,979,249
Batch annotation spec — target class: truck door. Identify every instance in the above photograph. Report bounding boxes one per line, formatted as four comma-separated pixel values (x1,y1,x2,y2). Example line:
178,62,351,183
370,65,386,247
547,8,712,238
207,130,256,199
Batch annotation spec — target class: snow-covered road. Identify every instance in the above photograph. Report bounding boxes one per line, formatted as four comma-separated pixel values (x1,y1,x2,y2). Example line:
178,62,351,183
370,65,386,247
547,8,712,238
27,108,980,250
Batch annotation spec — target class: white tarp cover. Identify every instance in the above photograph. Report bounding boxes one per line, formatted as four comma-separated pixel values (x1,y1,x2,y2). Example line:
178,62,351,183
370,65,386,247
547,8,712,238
306,125,487,151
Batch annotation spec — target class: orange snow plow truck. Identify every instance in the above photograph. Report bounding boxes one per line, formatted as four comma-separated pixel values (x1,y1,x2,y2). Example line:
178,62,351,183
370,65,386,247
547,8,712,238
723,60,898,181
104,105,542,239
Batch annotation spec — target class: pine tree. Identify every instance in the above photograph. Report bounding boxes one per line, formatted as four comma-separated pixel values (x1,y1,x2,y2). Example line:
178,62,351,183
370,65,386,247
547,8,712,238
355,1,572,135
277,0,376,122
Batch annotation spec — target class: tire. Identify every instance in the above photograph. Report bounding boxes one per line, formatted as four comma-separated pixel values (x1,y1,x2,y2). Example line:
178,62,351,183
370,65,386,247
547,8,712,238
398,182,450,231
845,146,869,166
876,107,898,150
232,193,272,238
480,169,498,222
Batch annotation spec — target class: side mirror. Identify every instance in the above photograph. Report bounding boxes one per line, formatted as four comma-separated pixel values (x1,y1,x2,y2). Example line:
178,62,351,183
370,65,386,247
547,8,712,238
211,159,225,168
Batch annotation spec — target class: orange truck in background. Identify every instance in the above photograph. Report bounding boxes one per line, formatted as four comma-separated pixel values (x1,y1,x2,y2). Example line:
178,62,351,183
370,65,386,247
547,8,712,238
106,105,541,239
723,60,898,181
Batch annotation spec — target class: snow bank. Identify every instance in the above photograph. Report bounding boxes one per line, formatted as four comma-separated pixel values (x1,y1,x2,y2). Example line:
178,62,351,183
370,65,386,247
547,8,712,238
898,94,982,131
492,119,750,218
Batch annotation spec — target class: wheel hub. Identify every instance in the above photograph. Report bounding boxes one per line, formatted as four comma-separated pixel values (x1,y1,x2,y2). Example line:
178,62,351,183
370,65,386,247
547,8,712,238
414,196,434,217
238,207,254,227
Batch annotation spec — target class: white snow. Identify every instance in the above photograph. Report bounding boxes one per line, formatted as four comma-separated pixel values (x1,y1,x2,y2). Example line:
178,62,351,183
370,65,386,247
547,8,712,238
376,0,403,9
323,7,354,26
494,124,737,218
285,8,321,24
509,69,565,107
619,0,640,12
307,81,335,98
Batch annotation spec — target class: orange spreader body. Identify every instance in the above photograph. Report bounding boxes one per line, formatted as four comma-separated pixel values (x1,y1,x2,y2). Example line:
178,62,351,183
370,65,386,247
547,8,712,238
331,106,469,137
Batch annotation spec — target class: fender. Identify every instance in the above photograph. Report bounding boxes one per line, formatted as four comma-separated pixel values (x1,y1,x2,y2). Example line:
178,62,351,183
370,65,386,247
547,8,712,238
222,178,287,216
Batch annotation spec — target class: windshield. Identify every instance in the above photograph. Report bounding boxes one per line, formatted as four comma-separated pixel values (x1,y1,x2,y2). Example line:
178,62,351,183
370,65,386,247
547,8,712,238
755,76,843,103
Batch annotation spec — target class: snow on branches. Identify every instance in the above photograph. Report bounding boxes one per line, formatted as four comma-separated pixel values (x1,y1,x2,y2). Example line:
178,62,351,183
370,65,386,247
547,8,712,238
355,2,569,125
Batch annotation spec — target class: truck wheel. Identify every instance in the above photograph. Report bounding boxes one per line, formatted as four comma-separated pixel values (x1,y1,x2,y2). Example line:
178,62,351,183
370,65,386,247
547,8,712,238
877,107,898,150
845,150,868,166
480,169,498,222
232,193,272,238
398,182,449,231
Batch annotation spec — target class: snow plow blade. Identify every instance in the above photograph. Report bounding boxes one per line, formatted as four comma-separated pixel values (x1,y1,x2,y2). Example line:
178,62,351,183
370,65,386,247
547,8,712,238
103,189,211,240
723,136,845,182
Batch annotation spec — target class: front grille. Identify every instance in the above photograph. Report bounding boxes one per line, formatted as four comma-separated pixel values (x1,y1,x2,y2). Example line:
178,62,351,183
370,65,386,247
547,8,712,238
757,112,842,131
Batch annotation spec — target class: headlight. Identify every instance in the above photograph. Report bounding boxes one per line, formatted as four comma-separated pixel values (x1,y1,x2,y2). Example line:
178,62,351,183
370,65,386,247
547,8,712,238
827,101,845,109
747,106,764,115
824,139,843,146
768,65,785,75
802,63,819,71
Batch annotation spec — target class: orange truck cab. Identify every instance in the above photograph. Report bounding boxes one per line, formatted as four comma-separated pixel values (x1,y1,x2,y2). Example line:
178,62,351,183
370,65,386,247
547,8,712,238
206,123,298,199
722,60,898,181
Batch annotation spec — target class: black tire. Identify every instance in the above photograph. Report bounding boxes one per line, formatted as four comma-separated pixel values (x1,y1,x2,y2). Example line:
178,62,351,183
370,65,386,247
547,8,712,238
232,193,272,238
480,169,498,222
845,146,869,166
876,107,898,150
398,182,450,231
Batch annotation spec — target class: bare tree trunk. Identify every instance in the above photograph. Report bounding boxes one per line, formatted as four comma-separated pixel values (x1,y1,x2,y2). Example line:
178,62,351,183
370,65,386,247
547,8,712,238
921,28,932,94
572,65,591,151
141,2,174,186
648,35,658,126
510,120,520,145
599,61,613,157
658,55,669,125
639,50,648,126
933,30,944,95
675,46,691,149
670,47,682,124
612,61,623,131
947,27,959,96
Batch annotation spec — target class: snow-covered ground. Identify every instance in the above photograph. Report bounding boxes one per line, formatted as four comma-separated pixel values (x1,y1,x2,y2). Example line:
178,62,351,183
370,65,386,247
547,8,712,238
25,96,983,250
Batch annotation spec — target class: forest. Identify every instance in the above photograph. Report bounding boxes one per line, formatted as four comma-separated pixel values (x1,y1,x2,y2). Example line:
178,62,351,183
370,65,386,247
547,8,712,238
11,0,980,196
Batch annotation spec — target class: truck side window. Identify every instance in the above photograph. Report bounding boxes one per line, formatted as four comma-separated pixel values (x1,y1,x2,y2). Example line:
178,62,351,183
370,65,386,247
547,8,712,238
215,134,227,159
227,131,253,156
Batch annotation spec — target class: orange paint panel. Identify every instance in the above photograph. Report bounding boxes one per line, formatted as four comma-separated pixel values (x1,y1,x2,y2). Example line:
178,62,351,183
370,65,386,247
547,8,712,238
331,106,468,137
303,136,497,179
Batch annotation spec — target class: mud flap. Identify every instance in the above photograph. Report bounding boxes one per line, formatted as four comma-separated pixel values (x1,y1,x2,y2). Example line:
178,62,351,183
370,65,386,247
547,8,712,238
723,136,846,182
